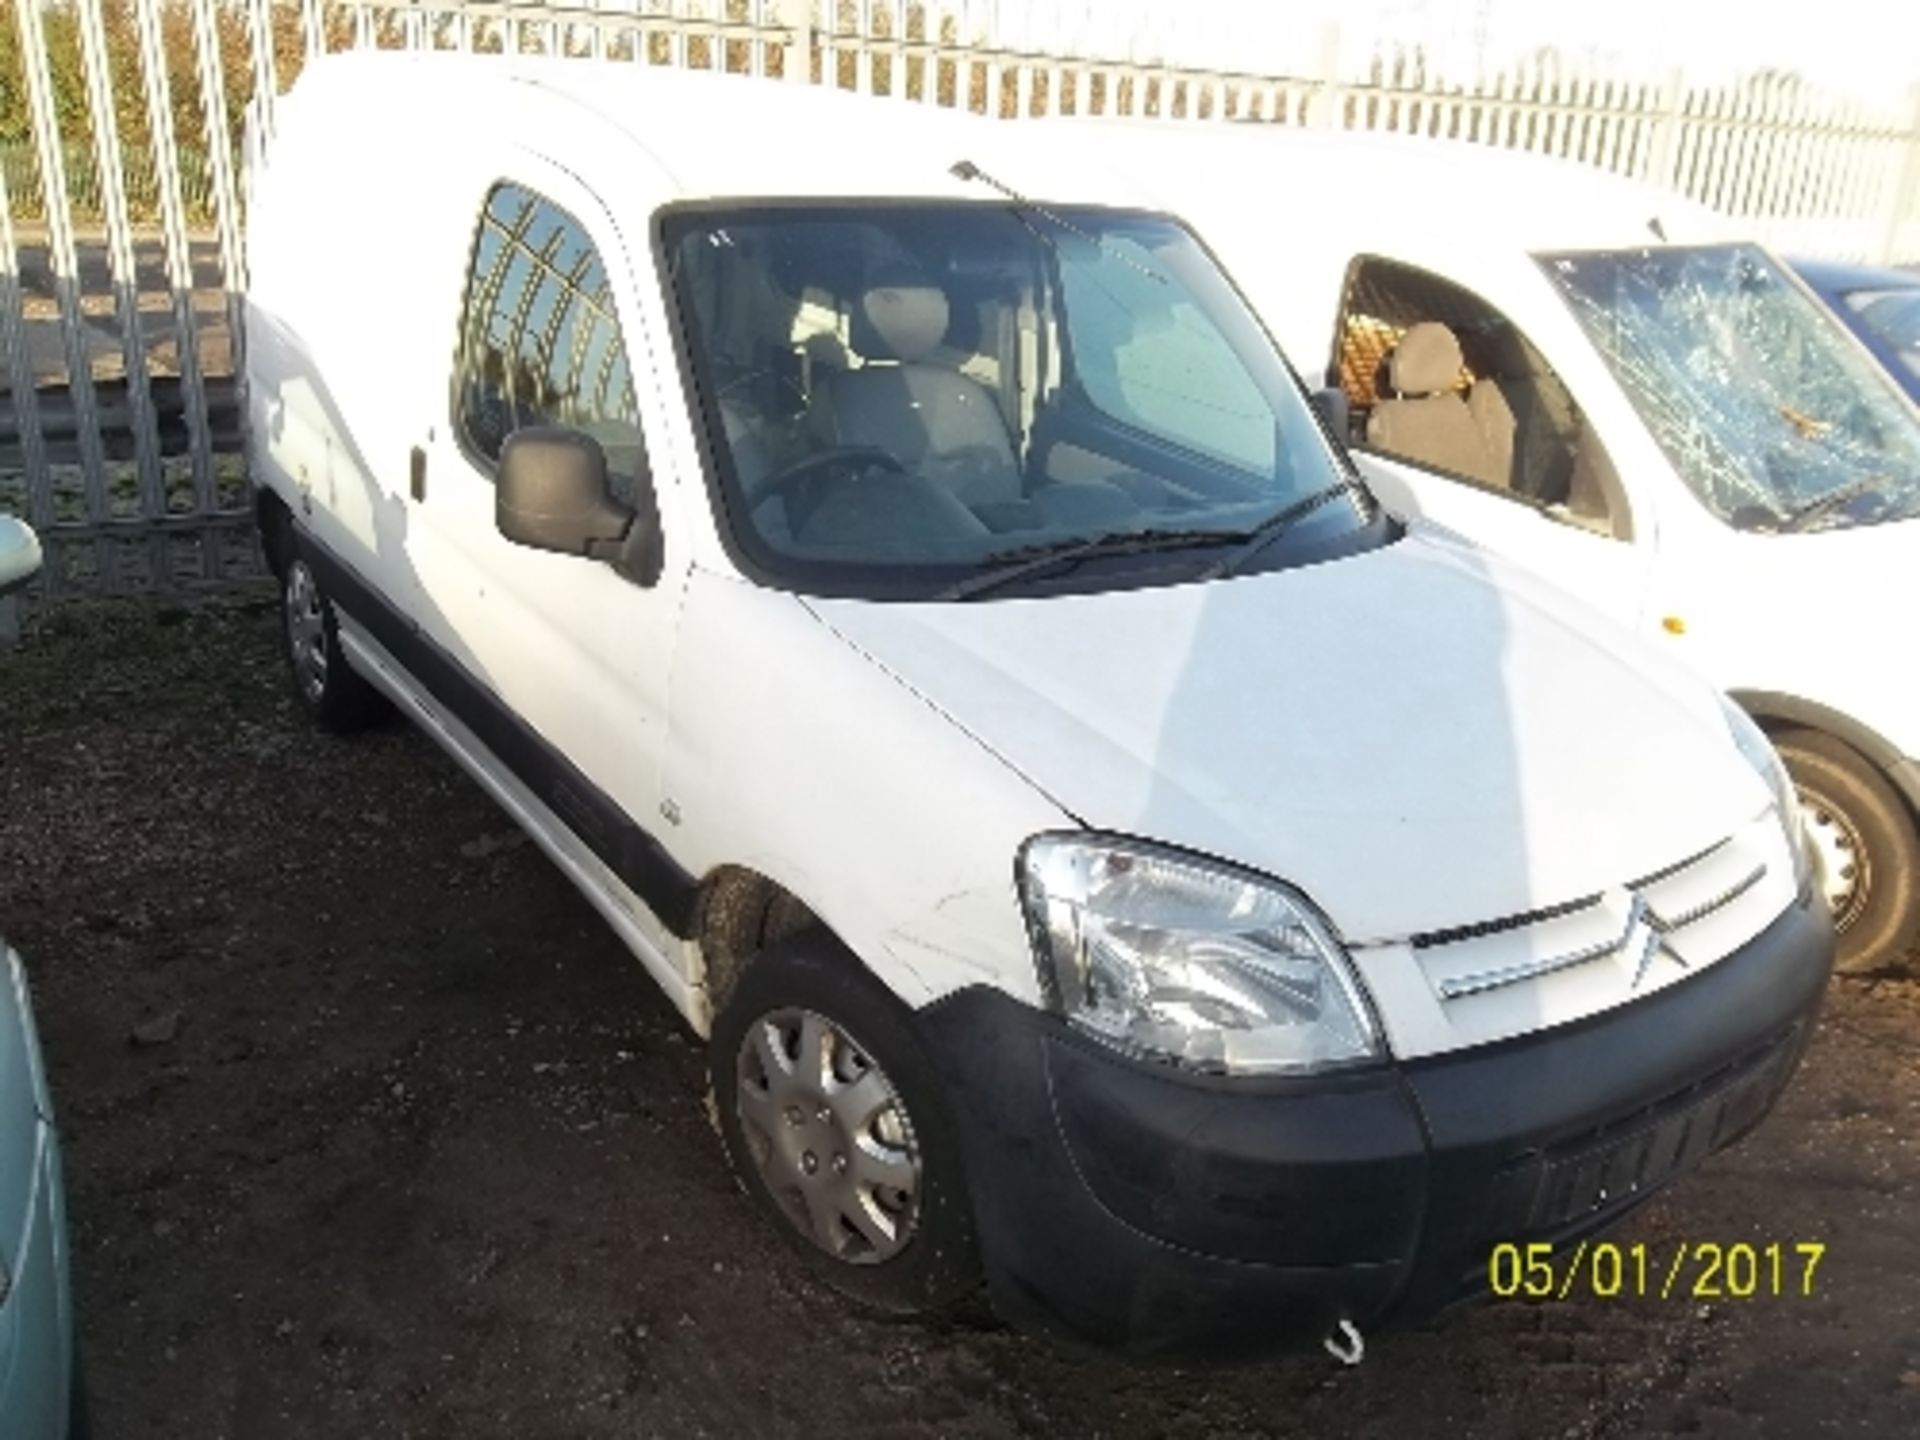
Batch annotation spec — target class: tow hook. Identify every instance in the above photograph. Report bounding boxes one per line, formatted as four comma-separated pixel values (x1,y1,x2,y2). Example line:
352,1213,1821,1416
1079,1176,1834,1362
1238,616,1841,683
1323,1318,1365,1366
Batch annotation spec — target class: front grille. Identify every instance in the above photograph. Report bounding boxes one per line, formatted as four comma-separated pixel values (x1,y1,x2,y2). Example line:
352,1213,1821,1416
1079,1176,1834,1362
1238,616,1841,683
1412,809,1787,1029
1410,890,1603,952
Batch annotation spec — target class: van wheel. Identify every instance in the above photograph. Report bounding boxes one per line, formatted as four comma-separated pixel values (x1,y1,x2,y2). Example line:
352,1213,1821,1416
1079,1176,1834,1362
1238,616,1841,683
709,931,979,1313
1775,728,1920,974
281,552,390,733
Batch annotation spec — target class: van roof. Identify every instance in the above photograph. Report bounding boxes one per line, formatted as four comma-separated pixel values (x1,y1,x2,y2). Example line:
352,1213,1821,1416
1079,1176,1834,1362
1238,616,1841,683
1054,117,1739,253
287,50,1134,208
281,52,1743,281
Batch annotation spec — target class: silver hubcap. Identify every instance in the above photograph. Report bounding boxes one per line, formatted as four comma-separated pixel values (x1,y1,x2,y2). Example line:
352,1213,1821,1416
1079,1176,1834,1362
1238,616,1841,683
284,560,329,703
1799,784,1869,931
735,1008,920,1265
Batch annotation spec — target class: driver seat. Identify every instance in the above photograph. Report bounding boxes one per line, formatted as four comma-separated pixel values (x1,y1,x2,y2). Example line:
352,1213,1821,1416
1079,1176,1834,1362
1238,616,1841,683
810,269,1024,508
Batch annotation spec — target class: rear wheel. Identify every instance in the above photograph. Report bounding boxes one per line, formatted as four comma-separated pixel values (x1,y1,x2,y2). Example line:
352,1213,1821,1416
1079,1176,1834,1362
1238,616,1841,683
281,551,390,733
1775,727,1920,974
709,931,978,1313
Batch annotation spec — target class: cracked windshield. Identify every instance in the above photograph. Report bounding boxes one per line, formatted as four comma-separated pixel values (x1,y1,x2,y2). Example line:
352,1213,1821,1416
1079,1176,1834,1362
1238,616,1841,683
1540,244,1920,532
666,204,1362,585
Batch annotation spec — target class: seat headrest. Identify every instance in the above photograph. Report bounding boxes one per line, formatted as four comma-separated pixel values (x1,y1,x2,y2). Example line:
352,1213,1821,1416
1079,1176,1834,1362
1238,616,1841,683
852,267,950,363
1387,321,1465,396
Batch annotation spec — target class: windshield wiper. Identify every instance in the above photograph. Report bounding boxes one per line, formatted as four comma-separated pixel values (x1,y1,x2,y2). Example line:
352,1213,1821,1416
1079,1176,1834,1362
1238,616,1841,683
1778,475,1883,533
936,482,1365,601
1193,482,1363,581
934,527,1251,602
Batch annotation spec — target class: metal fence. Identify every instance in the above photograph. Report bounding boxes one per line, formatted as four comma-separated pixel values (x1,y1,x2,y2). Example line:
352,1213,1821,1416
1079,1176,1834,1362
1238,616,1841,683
2,0,1917,605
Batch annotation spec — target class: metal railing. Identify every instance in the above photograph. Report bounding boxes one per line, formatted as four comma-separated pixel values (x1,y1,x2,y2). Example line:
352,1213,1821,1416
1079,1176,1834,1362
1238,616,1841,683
1,0,1916,605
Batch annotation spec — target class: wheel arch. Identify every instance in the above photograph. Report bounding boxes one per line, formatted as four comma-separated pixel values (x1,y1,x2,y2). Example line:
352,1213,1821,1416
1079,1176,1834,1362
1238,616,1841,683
255,486,295,580
691,864,830,1016
1732,689,1920,820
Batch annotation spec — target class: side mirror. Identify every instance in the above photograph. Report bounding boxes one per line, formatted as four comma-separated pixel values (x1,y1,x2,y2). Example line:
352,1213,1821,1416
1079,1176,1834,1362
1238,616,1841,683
0,514,44,598
497,426,637,563
1310,386,1351,440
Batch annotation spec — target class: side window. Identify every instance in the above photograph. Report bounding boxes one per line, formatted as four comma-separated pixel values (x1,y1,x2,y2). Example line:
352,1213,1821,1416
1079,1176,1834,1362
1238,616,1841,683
452,182,646,501
1332,255,1631,539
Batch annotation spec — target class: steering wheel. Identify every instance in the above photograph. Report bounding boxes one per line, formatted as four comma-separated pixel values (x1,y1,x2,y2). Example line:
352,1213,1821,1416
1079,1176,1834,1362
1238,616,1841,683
716,365,809,412
759,444,909,497
750,444,910,541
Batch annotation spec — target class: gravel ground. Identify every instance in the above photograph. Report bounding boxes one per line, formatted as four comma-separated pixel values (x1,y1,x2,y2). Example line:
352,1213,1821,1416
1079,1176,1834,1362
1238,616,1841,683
2,599,1917,1439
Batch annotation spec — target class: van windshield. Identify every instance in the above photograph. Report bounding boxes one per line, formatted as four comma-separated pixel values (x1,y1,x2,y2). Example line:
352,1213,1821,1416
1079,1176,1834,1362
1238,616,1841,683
1539,244,1920,533
663,203,1372,596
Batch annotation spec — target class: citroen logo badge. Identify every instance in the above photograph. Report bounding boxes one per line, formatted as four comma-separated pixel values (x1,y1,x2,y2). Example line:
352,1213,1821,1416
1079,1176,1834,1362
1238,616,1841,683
1625,893,1687,990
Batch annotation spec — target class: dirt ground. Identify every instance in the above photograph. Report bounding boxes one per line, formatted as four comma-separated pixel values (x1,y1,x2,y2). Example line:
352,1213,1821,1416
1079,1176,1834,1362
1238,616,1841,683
1,599,1917,1440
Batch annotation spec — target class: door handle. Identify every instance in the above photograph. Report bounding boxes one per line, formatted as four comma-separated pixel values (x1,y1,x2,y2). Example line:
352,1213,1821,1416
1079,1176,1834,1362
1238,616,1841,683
409,446,427,502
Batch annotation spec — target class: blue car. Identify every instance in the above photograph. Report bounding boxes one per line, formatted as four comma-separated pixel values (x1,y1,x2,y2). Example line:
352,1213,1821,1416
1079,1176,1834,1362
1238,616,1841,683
1,518,82,1438
1790,256,1920,403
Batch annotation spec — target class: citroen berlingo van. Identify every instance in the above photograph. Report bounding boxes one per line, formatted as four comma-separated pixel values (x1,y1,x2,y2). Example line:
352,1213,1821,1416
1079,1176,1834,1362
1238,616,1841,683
1103,121,1920,976
244,52,1833,1359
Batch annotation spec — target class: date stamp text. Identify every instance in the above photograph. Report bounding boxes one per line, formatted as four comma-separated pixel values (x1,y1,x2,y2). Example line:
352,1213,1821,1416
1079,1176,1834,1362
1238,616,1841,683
1488,1241,1826,1301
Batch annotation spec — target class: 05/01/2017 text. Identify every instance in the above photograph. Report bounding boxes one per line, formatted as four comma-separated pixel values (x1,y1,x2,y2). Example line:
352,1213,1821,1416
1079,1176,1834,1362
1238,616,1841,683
1488,1240,1827,1302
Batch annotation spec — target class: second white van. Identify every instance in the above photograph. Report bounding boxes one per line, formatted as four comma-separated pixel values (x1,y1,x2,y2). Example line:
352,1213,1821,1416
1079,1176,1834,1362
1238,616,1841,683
1104,122,1920,974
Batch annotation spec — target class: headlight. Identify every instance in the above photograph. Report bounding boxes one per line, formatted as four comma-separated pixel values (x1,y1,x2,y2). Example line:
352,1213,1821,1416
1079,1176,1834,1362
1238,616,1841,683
1719,697,1813,899
1017,834,1382,1074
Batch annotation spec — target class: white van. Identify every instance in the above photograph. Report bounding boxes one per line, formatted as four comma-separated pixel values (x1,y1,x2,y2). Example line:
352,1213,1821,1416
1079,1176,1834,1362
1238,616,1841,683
1104,122,1920,974
244,53,1831,1359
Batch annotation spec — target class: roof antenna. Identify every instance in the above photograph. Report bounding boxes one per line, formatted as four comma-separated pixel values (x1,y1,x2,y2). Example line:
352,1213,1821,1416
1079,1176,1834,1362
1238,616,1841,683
949,157,1167,283
1648,215,1668,241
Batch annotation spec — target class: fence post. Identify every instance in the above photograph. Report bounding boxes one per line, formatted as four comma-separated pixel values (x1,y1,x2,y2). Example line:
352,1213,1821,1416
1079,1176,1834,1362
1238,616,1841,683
1308,19,1343,130
780,0,811,84
248,0,280,138
77,0,167,586
1647,65,1687,193
135,0,215,533
0,148,50,556
15,0,112,588
1877,82,1920,264
190,0,247,363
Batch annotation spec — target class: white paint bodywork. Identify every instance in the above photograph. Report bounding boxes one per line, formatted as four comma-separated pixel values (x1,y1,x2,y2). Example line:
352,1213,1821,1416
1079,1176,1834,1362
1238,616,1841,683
244,52,1795,1060
811,523,1764,946
1092,121,1920,768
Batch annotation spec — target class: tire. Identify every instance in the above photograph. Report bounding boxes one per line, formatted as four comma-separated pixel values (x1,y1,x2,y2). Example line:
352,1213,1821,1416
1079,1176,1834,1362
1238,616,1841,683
709,930,979,1313
1775,727,1920,975
280,547,391,734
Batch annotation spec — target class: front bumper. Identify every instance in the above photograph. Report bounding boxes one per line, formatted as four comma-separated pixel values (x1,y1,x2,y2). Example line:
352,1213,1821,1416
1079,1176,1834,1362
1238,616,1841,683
917,891,1833,1359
